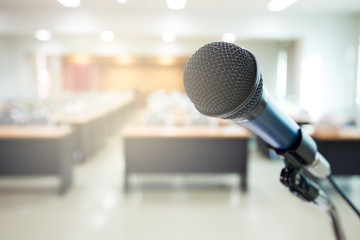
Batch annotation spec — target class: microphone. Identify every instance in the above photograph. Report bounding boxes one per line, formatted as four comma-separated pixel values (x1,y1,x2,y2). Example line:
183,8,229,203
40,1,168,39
183,42,330,178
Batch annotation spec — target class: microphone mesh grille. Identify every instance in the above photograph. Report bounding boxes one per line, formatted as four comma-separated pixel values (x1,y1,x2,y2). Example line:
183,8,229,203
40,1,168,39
224,78,263,119
183,42,261,118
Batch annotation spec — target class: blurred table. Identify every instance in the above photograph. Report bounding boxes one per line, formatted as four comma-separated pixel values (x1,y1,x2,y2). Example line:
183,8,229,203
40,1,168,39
53,96,137,162
0,125,73,194
121,125,252,192
311,127,360,175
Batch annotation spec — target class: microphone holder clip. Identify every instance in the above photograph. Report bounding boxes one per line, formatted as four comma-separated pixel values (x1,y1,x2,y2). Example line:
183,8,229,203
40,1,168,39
279,162,346,240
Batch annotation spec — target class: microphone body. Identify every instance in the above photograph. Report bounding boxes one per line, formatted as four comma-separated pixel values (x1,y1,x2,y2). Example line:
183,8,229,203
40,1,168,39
240,90,300,151
183,42,331,178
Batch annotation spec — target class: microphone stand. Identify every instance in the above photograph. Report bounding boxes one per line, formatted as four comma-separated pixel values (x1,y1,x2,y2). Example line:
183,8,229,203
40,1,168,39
280,162,346,240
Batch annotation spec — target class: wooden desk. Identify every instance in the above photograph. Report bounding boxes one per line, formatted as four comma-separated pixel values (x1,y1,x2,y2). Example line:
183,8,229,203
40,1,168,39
122,125,251,192
311,127,360,175
0,126,74,193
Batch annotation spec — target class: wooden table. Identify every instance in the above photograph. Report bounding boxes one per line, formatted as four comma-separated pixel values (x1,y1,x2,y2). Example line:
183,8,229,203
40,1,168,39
122,125,252,192
311,127,360,175
0,126,74,194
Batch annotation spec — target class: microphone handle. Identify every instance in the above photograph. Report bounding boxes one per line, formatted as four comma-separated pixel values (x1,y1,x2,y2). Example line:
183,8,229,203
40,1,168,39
241,92,300,151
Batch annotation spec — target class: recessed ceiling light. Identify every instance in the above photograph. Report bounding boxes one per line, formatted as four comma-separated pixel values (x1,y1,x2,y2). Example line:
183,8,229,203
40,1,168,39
57,0,81,8
167,0,187,10
35,29,52,41
222,32,236,43
100,31,114,42
117,0,127,3
162,32,176,42
268,0,298,12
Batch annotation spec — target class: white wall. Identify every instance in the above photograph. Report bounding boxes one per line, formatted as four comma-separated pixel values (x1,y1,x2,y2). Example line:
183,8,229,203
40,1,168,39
297,16,359,118
0,13,359,119
0,37,36,101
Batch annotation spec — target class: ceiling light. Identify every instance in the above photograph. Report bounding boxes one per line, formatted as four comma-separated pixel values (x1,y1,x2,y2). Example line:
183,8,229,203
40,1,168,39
57,0,81,8
117,0,127,3
100,31,114,42
35,29,52,41
268,0,298,12
162,32,176,42
167,0,187,10
222,32,236,43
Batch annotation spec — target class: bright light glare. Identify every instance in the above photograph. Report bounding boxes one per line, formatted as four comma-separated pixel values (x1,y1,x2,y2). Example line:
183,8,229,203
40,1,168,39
356,37,360,128
35,29,52,41
36,54,51,100
100,31,114,42
356,37,360,106
222,32,237,43
57,0,81,8
117,0,127,3
268,0,298,12
276,50,287,99
162,32,176,42
167,0,187,10
300,56,323,120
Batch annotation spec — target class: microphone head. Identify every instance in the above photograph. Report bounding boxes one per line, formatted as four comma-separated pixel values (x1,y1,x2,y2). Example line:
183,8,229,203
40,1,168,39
183,42,263,120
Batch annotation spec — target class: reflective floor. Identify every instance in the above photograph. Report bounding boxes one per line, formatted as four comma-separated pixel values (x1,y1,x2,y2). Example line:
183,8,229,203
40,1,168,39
0,135,359,240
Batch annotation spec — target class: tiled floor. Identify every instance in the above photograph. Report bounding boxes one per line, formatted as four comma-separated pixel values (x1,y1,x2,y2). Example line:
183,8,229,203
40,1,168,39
0,134,359,240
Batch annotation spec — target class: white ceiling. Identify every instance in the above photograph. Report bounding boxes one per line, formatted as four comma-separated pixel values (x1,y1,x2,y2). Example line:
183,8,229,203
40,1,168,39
1,0,360,13
1,0,360,38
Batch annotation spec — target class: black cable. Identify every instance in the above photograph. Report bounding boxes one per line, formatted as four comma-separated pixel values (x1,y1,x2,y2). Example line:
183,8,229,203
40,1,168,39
328,174,360,218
